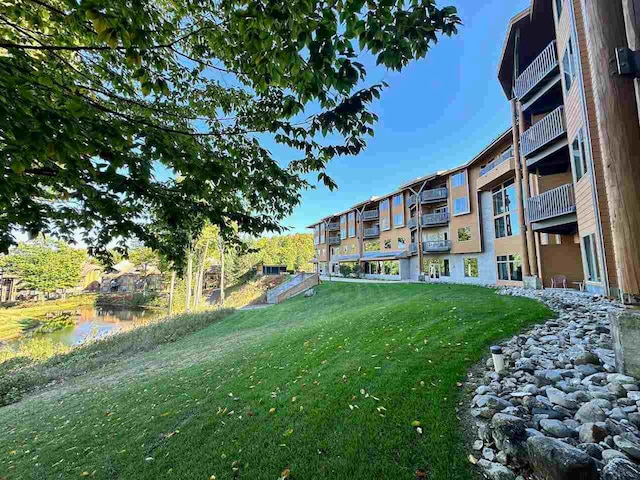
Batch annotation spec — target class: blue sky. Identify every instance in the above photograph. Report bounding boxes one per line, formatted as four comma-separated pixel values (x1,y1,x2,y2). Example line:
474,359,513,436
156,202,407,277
280,0,529,234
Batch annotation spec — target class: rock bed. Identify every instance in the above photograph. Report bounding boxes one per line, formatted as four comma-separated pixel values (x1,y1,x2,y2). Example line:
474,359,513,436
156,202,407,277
467,287,640,480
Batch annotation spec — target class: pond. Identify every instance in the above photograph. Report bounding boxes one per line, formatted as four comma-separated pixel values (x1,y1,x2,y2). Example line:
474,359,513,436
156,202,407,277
31,307,163,346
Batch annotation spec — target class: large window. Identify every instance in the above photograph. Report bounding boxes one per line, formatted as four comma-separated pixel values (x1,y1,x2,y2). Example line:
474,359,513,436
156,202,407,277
572,129,589,182
380,199,389,211
393,194,403,206
319,224,325,244
451,171,466,188
348,212,356,238
314,225,320,245
497,255,523,281
453,196,469,215
492,179,520,238
424,259,450,278
562,37,577,94
393,212,404,227
381,217,390,231
463,258,479,278
457,227,472,242
364,240,380,252
340,215,347,240
583,234,601,282
366,260,399,276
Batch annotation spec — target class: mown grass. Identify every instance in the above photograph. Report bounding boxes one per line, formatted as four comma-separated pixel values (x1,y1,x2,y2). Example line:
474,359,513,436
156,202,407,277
0,295,97,341
0,283,551,479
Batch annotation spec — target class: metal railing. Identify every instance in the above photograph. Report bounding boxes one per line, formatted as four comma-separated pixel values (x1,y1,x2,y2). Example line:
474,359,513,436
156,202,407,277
421,212,450,226
363,226,380,238
514,41,559,100
328,236,341,245
422,240,452,252
520,106,566,158
408,217,418,229
409,243,418,254
362,210,379,221
480,147,514,177
420,187,448,203
526,184,576,223
327,222,340,231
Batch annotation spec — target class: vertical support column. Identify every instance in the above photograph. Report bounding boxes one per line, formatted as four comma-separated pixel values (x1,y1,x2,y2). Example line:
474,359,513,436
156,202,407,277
517,102,539,278
582,0,640,303
622,0,640,123
511,99,531,279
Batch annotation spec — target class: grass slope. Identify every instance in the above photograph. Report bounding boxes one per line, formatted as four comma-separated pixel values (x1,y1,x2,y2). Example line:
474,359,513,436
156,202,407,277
0,283,551,480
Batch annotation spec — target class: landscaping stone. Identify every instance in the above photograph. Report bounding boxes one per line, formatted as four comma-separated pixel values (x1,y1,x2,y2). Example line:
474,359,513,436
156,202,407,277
575,399,610,424
613,434,640,461
539,419,576,439
602,449,629,463
601,457,640,480
527,436,599,480
478,460,517,480
578,423,607,444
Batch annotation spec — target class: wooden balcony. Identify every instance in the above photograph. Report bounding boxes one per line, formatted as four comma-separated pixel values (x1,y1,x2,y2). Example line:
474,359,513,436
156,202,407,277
420,187,448,204
362,209,379,221
328,236,341,245
327,222,340,231
526,184,576,224
421,212,450,227
422,240,452,253
408,217,418,230
363,226,380,238
520,106,566,158
514,41,559,100
408,243,418,255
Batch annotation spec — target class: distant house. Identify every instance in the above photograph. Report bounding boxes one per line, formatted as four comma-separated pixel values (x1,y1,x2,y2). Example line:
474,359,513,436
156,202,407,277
203,264,222,291
100,260,162,293
0,270,20,303
81,263,103,292
256,262,288,276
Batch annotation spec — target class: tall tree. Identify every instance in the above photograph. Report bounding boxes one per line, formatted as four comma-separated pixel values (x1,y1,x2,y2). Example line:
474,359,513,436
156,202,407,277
0,0,460,270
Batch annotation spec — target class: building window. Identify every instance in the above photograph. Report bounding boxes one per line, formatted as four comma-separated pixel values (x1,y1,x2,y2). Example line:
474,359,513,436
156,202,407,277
364,240,380,252
380,199,389,211
384,239,392,250
340,215,347,240
555,0,563,21
393,212,404,227
457,227,472,242
319,224,325,244
331,246,339,256
453,196,469,215
571,129,589,182
562,37,577,94
452,171,466,188
366,260,399,275
492,179,520,238
397,237,406,249
381,217,390,231
463,258,479,278
583,234,601,282
424,258,450,278
348,212,356,238
497,255,523,281
393,194,403,206
314,225,320,245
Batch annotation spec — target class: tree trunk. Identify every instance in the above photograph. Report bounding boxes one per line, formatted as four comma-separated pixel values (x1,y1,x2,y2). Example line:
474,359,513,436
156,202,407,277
622,0,640,123
185,250,193,312
194,240,210,310
582,0,640,302
219,242,225,306
168,270,176,315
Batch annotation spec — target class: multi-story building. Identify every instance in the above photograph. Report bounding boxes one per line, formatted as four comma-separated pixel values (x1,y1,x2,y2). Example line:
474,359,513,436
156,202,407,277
310,0,636,296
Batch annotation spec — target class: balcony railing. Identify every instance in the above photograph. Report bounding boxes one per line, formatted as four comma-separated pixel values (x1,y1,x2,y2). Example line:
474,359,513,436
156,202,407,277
407,195,417,208
362,209,379,221
520,106,566,158
327,222,340,231
514,41,559,100
421,212,450,226
422,240,452,253
363,226,380,238
408,217,418,230
409,243,418,255
328,236,341,245
480,147,514,177
420,187,448,203
526,184,576,223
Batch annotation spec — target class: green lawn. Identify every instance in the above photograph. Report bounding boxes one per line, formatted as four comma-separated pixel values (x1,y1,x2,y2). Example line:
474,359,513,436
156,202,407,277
0,283,551,479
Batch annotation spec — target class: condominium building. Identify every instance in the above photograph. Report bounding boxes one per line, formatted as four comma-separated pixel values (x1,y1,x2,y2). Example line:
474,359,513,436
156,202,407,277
310,0,635,296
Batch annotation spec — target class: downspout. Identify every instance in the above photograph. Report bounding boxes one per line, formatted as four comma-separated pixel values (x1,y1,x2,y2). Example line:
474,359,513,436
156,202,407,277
575,0,612,297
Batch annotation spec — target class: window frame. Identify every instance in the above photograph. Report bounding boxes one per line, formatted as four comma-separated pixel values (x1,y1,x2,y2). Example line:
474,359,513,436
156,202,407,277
393,194,403,207
463,258,479,278
562,37,577,94
457,226,472,242
492,179,520,238
340,215,347,240
451,171,466,188
453,196,470,216
571,128,589,182
397,237,406,249
393,212,405,227
384,239,392,250
496,255,523,282
582,234,602,282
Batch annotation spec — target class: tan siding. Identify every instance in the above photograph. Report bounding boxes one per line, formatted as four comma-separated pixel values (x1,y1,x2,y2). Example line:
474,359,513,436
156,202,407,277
451,165,482,254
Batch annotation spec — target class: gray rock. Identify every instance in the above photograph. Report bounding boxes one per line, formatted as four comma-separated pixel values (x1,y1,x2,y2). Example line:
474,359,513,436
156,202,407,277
483,447,496,461
476,395,512,411
527,436,599,480
579,423,607,444
575,351,600,366
496,450,508,465
491,414,528,458
547,387,579,410
609,407,628,421
303,288,316,297
540,419,576,438
601,457,640,480
613,434,640,461
608,374,635,384
473,439,483,451
575,400,610,424
627,391,640,402
577,442,604,460
608,383,629,398
628,412,640,428
478,460,516,480
602,449,629,463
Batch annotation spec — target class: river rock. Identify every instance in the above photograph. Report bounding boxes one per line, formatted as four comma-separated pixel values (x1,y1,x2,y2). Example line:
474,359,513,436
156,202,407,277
527,436,599,480
574,351,600,366
575,399,609,424
601,457,640,480
491,414,528,458
478,460,517,480
602,449,629,463
547,388,578,410
578,423,607,444
540,419,576,439
613,434,640,461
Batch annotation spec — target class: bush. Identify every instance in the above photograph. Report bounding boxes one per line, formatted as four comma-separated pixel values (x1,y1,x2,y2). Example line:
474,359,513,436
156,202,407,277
0,309,232,406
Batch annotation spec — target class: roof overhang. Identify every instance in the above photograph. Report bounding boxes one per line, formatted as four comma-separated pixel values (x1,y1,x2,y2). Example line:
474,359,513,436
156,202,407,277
497,8,531,99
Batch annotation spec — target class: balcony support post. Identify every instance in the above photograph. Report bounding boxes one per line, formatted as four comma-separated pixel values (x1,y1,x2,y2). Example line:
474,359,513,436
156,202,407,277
512,99,532,279
409,180,429,277
583,0,640,303
517,101,539,278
